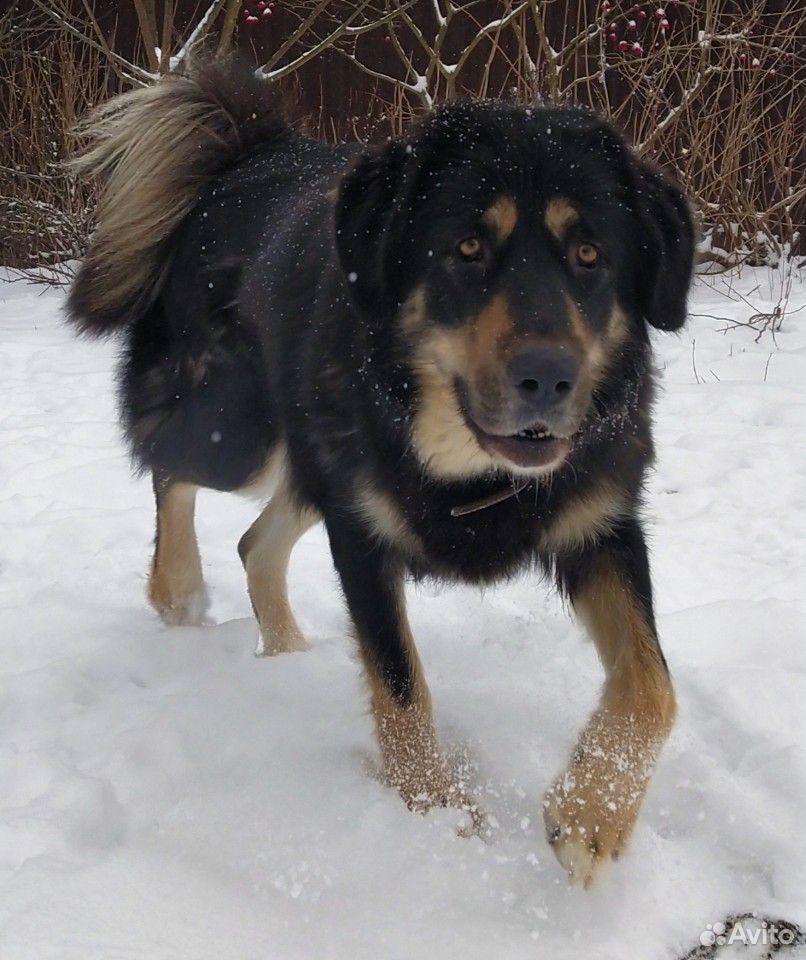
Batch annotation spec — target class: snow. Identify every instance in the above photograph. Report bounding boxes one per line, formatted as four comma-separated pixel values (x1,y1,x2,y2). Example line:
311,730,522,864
1,268,804,959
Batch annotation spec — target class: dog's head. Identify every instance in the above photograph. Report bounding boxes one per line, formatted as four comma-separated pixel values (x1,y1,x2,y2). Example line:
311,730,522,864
336,102,694,479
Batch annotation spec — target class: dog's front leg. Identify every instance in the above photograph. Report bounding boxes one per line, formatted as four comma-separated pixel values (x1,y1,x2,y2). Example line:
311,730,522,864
545,519,676,887
325,514,456,811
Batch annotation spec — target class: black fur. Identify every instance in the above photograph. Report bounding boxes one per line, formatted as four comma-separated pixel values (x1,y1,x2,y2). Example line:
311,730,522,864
74,85,695,710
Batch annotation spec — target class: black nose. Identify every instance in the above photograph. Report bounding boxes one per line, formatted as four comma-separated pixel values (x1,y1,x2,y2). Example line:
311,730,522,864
508,345,579,414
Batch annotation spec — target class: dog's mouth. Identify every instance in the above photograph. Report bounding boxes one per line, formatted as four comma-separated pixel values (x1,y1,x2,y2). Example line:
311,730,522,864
457,393,572,470
472,422,571,469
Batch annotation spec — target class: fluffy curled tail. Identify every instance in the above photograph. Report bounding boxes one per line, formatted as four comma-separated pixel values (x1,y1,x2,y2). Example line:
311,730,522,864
67,59,287,337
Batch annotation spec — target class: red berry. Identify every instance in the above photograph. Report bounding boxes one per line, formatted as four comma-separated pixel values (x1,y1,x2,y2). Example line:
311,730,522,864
262,7,271,15
257,1,265,7
609,33,618,43
384,35,391,44
639,10,647,18
751,58,760,68
245,14,258,23
632,42,643,54
660,18,669,28
627,19,637,28
656,7,665,17
618,39,629,51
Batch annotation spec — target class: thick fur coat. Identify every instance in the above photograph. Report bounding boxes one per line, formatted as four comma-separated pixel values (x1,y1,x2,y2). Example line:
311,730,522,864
68,59,695,887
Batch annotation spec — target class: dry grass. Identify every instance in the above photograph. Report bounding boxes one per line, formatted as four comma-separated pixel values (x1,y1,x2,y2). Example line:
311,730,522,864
325,0,804,266
0,0,803,272
0,8,121,274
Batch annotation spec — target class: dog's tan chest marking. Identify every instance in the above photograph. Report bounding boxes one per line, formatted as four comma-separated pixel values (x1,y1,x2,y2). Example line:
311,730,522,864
540,480,628,554
353,478,423,558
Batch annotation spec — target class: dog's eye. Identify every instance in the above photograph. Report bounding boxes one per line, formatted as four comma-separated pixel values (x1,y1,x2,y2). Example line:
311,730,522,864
575,243,600,268
457,237,483,261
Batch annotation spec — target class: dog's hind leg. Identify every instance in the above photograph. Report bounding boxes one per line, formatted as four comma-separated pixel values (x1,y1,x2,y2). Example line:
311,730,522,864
238,478,318,656
148,475,209,626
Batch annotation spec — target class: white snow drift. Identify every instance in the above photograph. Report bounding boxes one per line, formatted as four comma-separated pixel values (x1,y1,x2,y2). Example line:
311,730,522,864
1,269,804,959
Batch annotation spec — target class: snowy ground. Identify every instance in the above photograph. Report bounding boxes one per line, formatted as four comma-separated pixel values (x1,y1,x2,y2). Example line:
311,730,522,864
1,268,804,960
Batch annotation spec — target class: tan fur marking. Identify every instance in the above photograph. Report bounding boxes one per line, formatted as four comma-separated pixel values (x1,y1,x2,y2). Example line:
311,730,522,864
410,369,500,478
149,482,208,626
357,581,459,811
481,195,518,241
238,443,289,502
576,564,674,726
541,481,628,553
544,560,675,887
406,293,519,479
564,297,631,392
469,293,516,366
239,475,319,656
354,479,423,558
589,304,630,383
397,285,429,339
607,304,629,348
405,300,493,478
544,197,579,241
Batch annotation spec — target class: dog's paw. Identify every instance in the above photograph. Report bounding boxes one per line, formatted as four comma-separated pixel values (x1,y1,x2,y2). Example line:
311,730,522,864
542,773,637,888
254,622,310,656
542,717,658,888
401,769,489,838
152,586,211,627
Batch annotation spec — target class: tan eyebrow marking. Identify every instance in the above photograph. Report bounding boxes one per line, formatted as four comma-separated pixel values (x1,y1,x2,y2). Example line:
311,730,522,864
544,197,580,240
481,196,518,241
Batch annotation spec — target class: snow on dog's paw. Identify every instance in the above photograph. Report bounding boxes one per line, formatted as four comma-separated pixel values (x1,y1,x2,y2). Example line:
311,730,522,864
456,799,491,840
154,586,211,627
443,742,489,839
542,761,641,889
253,623,310,656
542,709,663,887
359,743,487,835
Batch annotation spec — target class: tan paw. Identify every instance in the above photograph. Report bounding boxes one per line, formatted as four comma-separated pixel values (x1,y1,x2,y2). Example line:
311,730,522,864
390,752,461,812
254,620,310,656
150,584,210,627
542,715,660,888
543,774,638,888
395,760,488,837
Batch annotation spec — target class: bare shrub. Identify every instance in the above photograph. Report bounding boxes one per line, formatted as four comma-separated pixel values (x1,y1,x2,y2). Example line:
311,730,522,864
1,0,803,272
303,0,803,266
0,8,118,273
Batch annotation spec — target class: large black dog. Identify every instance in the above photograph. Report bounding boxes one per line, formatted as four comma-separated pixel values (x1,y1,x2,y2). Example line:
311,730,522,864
68,60,695,887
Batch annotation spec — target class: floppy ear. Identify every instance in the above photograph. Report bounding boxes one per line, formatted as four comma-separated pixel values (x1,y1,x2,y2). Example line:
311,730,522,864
632,161,696,331
335,140,410,316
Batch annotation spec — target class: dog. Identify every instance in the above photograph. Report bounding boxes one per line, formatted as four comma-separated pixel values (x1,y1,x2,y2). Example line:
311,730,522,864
67,59,695,887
